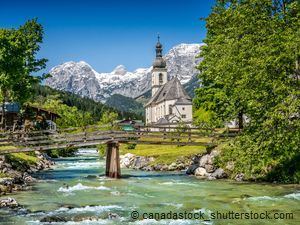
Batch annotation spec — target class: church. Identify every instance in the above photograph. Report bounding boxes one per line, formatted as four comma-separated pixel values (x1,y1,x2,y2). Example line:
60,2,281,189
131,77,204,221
145,37,193,125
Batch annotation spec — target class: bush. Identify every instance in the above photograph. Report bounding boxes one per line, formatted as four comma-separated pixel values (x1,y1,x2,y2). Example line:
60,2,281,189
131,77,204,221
97,144,106,158
47,147,78,158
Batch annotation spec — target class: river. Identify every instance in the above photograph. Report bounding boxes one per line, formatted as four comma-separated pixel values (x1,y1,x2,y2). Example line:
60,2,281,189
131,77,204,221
0,149,299,225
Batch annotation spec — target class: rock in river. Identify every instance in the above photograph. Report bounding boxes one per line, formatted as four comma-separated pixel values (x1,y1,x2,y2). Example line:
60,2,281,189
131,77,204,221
0,197,19,208
194,167,208,177
211,168,227,179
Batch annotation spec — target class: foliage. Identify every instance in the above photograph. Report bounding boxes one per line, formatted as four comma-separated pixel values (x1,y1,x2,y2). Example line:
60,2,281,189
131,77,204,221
0,172,9,178
106,94,144,118
193,107,223,128
99,111,118,128
126,137,137,150
33,84,142,122
97,144,106,158
46,147,78,158
0,19,47,128
195,0,300,183
30,97,93,129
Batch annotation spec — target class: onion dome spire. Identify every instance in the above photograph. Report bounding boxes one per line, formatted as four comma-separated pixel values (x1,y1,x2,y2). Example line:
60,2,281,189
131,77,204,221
153,34,166,68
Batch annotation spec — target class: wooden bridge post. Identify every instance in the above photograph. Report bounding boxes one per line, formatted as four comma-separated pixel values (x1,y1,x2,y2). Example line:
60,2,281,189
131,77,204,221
105,141,121,178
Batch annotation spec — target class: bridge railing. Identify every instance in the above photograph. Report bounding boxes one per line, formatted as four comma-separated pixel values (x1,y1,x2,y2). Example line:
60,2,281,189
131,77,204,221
0,125,240,154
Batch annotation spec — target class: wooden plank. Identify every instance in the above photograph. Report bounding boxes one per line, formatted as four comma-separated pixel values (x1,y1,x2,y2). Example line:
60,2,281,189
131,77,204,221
13,135,114,147
0,139,114,154
11,130,120,142
119,140,216,146
117,133,210,139
0,124,112,137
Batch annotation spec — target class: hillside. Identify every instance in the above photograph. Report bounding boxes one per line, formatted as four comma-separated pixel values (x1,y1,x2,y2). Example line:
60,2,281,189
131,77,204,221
32,85,143,121
106,94,144,117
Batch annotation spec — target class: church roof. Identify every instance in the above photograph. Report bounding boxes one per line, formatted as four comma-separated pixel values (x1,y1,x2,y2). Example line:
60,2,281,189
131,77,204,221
175,97,192,105
145,77,192,106
156,117,169,124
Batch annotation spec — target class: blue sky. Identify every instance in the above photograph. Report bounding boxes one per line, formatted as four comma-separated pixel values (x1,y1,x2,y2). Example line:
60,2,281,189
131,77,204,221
1,0,215,74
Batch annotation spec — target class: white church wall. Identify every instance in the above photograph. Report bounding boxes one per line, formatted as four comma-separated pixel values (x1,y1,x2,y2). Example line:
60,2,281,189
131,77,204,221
173,104,193,122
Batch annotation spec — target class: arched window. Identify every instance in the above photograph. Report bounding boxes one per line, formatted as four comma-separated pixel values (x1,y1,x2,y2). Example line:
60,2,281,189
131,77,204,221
159,73,163,84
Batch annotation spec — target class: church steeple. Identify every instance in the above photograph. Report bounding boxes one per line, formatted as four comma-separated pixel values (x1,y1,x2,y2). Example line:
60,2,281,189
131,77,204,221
151,35,168,96
155,34,162,57
153,34,166,69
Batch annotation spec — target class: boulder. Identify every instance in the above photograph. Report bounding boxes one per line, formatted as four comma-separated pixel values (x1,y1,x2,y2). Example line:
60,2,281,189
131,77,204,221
210,150,220,157
207,175,217,180
40,216,67,223
168,162,178,171
177,163,186,170
131,156,155,170
205,164,215,173
23,175,36,183
194,167,207,177
160,165,169,171
211,168,227,179
120,153,136,168
142,166,154,171
186,164,199,175
199,154,213,167
191,155,201,164
153,164,162,171
0,178,14,186
108,212,120,220
0,197,19,208
235,173,244,182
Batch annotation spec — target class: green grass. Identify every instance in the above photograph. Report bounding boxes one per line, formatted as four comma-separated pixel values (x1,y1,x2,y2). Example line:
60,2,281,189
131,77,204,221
120,144,207,165
7,153,38,165
0,172,10,178
0,144,38,172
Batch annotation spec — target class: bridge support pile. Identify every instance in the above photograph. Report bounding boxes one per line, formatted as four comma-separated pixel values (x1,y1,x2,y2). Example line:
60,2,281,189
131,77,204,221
105,142,121,178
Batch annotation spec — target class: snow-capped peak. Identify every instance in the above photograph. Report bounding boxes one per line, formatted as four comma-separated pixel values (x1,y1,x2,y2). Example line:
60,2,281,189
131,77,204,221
45,43,203,102
112,65,127,75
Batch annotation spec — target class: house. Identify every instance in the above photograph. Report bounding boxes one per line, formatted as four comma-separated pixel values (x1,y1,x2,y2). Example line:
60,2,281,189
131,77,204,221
145,36,193,125
0,103,60,131
0,102,20,129
117,119,144,131
23,105,61,130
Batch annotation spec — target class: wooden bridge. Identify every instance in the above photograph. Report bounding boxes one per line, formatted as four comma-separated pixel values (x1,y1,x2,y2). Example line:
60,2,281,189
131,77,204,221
0,125,238,178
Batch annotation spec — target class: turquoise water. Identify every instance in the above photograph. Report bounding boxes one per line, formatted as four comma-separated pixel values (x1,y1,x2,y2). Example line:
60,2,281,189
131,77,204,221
0,149,299,225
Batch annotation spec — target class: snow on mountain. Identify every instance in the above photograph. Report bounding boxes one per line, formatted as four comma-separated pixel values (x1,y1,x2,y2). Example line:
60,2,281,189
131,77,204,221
45,43,203,102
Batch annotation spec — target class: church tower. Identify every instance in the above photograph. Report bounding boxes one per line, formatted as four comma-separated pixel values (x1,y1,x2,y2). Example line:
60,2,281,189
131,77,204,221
151,35,167,96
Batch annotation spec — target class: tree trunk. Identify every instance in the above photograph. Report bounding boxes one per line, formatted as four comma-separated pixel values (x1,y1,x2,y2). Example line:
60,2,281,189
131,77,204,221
1,90,6,130
238,111,243,130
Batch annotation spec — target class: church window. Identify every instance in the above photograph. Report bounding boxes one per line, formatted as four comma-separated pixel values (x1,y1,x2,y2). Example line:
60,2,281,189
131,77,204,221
169,105,173,115
182,107,185,111
159,73,163,84
182,114,186,118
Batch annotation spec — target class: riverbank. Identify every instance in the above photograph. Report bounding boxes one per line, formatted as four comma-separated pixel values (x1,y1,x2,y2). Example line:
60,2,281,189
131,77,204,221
0,151,54,199
120,145,229,181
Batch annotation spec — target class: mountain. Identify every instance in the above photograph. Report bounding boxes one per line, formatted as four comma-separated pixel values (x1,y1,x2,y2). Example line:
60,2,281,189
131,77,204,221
45,43,203,102
32,85,143,121
106,94,144,117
